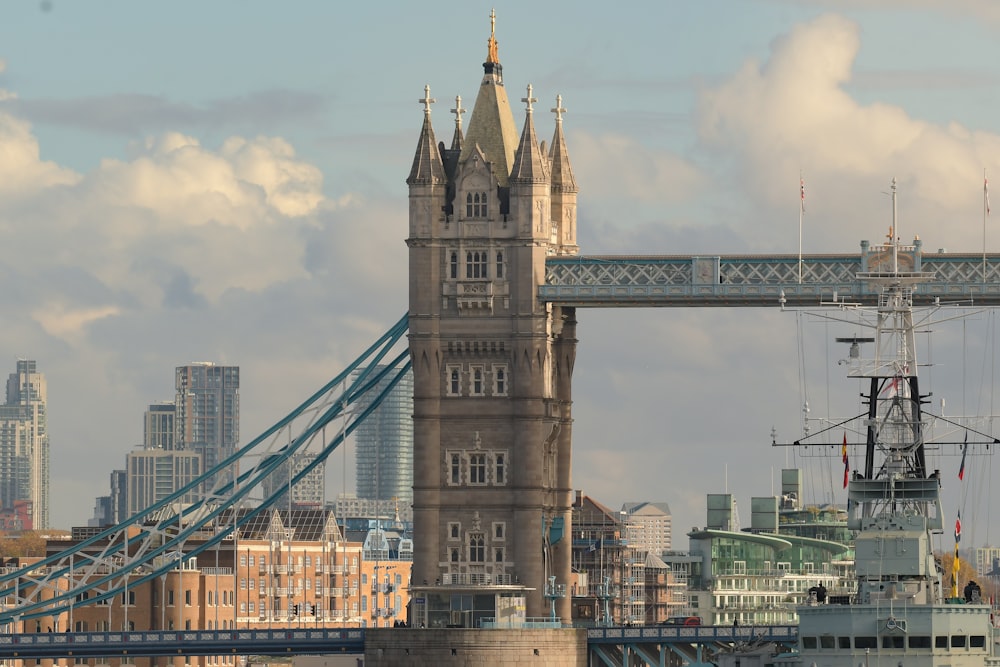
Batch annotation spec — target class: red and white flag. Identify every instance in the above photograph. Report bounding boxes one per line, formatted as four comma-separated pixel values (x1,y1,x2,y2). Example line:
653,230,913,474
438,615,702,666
800,178,805,213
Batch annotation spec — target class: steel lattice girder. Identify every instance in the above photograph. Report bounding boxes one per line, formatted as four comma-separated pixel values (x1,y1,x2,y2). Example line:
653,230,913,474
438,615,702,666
542,253,1000,307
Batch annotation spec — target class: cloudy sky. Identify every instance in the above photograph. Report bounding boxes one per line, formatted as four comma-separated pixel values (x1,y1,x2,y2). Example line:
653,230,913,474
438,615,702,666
4,1,1000,550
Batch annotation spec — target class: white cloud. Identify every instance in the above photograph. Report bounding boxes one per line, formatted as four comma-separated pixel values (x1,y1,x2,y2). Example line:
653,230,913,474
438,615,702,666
31,303,120,343
0,111,79,196
569,131,704,205
696,13,1000,251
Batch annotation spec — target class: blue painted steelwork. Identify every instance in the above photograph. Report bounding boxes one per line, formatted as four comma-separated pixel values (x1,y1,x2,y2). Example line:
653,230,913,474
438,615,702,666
0,629,364,659
542,249,1000,306
0,624,794,660
588,625,798,667
586,624,797,645
0,316,412,624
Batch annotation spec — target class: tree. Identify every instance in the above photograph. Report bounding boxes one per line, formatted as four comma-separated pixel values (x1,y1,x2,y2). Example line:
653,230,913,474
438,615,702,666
938,550,980,599
0,531,47,558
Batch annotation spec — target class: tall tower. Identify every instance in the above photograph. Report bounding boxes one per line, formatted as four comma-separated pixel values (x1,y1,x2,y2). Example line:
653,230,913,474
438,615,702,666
174,363,239,489
407,13,579,622
352,366,414,506
0,360,49,529
143,402,176,450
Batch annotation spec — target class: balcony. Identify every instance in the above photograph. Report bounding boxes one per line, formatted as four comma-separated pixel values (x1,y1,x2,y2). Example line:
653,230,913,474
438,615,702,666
441,573,513,586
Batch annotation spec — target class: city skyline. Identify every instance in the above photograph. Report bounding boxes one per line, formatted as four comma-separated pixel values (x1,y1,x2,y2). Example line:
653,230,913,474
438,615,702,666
1,2,1000,541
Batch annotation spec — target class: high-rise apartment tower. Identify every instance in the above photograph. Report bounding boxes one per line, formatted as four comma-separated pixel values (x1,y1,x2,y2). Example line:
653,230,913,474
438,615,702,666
0,360,49,528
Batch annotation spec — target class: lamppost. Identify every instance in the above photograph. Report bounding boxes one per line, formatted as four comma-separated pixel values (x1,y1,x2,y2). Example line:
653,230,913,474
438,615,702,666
619,511,628,626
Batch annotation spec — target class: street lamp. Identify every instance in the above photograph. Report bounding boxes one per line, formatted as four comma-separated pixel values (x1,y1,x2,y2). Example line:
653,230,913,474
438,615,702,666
619,511,628,626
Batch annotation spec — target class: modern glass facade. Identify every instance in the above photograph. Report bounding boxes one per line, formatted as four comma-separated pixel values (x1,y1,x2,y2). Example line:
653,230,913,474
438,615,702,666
351,366,413,504
0,360,49,528
175,363,239,489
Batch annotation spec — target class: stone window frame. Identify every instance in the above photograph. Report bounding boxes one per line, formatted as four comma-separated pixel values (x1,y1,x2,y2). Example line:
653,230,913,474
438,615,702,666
470,365,485,396
494,452,507,486
492,522,506,541
469,452,487,485
469,533,486,563
448,522,461,540
465,250,488,279
466,191,488,219
448,452,462,485
492,364,508,396
446,365,462,397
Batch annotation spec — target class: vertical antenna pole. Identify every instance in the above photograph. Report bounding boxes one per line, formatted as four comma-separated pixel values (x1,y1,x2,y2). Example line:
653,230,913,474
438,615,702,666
798,173,804,284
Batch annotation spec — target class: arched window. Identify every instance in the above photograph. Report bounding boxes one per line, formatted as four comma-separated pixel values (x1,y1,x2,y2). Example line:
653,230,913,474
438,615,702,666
450,252,458,279
470,453,486,484
496,251,504,279
450,369,460,395
494,367,506,396
495,454,505,485
466,192,489,218
473,368,483,395
451,454,461,484
469,534,485,562
465,251,473,278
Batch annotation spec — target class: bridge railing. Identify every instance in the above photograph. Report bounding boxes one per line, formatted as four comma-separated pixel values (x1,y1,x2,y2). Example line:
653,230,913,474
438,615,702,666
0,628,366,659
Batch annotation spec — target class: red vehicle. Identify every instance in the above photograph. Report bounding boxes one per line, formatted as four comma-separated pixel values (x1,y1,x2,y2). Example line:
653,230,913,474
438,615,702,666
661,616,701,626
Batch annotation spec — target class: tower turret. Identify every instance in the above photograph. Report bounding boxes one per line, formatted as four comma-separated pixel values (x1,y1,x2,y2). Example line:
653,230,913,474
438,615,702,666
549,95,579,255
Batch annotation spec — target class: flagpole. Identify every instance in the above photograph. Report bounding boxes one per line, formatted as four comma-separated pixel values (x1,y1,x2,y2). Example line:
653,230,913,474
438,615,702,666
798,174,804,284
984,169,989,283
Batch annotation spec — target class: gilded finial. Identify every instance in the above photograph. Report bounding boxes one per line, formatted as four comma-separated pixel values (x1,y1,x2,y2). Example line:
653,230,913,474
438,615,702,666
487,8,499,64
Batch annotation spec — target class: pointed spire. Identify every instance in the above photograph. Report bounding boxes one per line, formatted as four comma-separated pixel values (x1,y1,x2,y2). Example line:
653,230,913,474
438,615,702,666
460,12,518,184
407,85,445,185
450,95,465,151
509,84,548,183
549,94,577,193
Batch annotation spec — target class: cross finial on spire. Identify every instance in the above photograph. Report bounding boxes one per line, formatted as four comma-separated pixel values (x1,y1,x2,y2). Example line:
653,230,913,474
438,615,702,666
551,94,566,123
522,84,537,114
419,85,435,116
487,8,499,64
451,95,465,129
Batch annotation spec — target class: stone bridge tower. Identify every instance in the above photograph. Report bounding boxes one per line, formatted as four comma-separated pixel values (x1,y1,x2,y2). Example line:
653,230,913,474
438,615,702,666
406,14,580,624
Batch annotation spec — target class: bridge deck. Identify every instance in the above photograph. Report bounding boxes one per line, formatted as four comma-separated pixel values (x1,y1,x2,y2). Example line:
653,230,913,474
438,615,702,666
0,625,796,659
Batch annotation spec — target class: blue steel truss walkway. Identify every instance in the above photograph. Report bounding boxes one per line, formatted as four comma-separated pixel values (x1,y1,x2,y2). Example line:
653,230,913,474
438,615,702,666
542,245,1000,306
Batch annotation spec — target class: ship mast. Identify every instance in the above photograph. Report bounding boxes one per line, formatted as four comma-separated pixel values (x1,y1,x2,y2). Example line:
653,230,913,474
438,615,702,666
845,178,941,604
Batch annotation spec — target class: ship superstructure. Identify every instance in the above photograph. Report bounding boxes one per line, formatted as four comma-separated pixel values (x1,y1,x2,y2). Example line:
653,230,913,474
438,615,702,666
776,181,998,666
